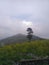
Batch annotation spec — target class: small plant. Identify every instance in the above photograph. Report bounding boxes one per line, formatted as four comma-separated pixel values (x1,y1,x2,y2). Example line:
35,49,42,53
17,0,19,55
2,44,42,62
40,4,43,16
0,40,49,65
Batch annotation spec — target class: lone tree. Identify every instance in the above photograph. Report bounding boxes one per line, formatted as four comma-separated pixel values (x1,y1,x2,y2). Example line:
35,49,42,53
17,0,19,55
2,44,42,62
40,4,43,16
27,28,33,42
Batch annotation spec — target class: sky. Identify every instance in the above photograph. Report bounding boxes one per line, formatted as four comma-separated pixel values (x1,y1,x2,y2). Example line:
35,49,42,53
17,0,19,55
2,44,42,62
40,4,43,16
0,0,49,39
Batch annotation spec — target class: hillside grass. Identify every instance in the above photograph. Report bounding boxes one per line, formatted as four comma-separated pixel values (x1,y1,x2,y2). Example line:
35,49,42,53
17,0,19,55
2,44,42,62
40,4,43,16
0,40,49,64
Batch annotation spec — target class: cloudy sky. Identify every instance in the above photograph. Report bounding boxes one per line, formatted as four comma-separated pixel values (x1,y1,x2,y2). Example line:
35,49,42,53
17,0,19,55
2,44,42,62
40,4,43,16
0,0,49,39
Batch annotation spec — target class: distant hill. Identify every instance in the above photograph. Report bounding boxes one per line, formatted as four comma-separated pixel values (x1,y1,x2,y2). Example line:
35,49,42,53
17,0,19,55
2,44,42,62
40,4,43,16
0,34,43,46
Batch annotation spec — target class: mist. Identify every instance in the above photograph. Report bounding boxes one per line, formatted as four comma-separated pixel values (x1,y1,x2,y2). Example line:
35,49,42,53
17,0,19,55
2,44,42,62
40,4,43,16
0,0,49,39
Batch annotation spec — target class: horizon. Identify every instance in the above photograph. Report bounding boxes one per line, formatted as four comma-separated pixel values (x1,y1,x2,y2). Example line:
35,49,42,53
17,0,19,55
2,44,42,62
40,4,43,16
0,0,49,39
0,33,47,40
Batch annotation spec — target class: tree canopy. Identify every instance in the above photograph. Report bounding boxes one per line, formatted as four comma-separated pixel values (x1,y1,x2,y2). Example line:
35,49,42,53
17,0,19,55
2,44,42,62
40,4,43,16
27,28,33,42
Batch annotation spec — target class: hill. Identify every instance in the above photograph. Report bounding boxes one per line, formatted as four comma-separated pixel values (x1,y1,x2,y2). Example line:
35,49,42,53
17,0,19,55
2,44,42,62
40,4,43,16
0,40,49,65
0,34,43,46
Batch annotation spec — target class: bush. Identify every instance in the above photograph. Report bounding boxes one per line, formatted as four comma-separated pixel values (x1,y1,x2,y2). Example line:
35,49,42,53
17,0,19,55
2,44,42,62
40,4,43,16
0,40,49,65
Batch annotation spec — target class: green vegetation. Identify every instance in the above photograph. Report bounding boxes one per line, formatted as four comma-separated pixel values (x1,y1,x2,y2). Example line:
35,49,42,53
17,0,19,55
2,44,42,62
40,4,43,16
0,40,49,65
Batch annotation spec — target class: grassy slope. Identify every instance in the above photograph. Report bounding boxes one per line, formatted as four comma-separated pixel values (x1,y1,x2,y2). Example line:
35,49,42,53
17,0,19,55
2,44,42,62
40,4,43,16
0,40,49,64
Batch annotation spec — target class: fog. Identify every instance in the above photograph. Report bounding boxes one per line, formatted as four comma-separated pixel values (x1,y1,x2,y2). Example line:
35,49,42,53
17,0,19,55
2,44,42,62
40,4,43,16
0,0,49,39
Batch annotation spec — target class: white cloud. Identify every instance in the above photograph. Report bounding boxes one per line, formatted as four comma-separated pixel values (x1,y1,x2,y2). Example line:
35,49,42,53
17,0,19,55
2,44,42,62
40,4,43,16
0,0,49,39
0,16,39,39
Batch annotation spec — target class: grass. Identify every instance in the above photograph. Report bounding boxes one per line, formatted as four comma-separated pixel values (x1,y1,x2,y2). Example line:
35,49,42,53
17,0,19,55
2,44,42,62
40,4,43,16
0,40,49,64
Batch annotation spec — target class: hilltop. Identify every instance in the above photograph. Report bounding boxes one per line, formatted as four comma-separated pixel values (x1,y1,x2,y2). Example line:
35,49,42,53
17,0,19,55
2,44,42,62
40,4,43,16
0,34,43,46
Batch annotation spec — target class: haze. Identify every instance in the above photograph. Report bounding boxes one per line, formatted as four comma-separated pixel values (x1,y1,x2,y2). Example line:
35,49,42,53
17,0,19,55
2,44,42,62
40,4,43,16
0,0,49,39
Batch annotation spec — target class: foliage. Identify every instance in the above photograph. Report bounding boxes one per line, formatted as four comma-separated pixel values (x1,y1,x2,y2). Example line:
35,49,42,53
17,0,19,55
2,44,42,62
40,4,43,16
27,28,33,41
0,40,49,64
